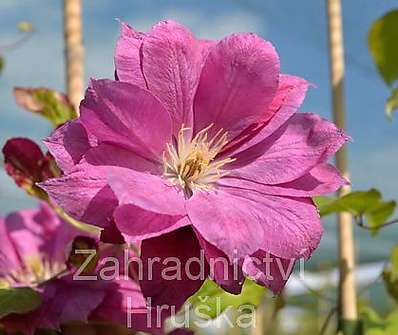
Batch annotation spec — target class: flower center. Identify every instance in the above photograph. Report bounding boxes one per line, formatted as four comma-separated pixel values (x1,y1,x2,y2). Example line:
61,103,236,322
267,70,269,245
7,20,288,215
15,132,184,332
163,125,235,197
1,255,66,287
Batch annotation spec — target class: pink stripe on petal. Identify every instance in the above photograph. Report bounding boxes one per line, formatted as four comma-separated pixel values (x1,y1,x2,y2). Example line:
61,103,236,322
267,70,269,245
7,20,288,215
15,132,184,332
187,186,322,260
228,113,349,184
194,33,279,140
80,79,172,162
114,204,189,241
107,167,186,216
44,120,96,173
142,20,204,134
114,21,147,87
222,74,310,157
219,163,348,197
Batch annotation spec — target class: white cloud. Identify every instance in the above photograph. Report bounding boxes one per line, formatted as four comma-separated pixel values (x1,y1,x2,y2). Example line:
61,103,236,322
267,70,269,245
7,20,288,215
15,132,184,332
125,8,265,39
195,12,265,39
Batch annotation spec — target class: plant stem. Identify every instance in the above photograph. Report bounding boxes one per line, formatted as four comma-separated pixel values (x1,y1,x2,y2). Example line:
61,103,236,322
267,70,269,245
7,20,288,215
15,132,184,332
355,215,398,230
63,0,84,113
326,0,358,330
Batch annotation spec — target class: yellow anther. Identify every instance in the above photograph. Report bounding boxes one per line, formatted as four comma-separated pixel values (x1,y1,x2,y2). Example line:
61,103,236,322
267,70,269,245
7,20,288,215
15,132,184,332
163,124,235,196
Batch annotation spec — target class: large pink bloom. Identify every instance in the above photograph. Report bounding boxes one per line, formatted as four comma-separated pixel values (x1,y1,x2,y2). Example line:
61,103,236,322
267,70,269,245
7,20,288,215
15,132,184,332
40,21,348,305
0,203,165,334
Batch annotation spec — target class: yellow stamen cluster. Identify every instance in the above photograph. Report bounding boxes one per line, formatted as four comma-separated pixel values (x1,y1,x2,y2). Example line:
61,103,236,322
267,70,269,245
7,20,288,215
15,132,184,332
163,124,235,197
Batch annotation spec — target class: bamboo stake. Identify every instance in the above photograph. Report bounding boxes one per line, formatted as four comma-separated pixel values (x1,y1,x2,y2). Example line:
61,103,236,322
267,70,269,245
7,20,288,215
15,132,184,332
326,0,358,328
250,303,264,335
63,0,84,114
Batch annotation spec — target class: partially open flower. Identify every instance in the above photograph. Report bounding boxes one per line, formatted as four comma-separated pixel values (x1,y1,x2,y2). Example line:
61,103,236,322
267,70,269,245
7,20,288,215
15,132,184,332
0,203,167,334
40,20,349,306
2,138,60,199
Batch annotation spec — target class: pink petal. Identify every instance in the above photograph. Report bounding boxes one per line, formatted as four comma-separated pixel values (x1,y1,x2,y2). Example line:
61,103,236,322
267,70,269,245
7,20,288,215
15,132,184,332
5,208,47,263
114,22,147,87
0,217,21,276
90,278,164,334
39,164,118,227
114,204,189,240
5,203,81,265
222,74,310,157
80,79,172,162
140,227,208,309
82,142,161,174
194,229,244,294
2,278,107,334
228,113,349,184
194,33,279,140
107,167,186,216
271,163,348,195
187,186,322,260
242,251,295,294
44,120,97,173
100,220,125,244
142,20,204,134
50,278,107,325
219,163,348,197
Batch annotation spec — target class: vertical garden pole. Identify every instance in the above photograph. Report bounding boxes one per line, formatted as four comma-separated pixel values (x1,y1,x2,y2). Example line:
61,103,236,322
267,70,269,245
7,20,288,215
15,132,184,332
63,0,84,114
326,0,358,331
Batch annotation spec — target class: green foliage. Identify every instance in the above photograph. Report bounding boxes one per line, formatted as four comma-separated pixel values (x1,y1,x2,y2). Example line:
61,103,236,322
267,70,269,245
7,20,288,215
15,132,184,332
0,287,42,318
386,88,398,120
340,319,364,335
383,246,398,303
0,56,4,75
368,10,398,119
368,10,398,86
315,189,396,235
17,21,34,33
361,307,398,335
14,87,77,127
187,279,266,319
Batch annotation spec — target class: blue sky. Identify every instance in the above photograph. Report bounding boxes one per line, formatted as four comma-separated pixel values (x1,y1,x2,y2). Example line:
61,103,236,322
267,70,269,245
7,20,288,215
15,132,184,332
0,0,397,262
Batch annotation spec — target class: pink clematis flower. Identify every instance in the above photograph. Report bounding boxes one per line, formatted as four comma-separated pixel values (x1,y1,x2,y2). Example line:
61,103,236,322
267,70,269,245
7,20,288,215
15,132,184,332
40,21,349,306
0,203,166,334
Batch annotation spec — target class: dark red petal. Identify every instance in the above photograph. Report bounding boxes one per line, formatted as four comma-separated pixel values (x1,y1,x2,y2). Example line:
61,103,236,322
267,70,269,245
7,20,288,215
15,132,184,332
140,226,208,309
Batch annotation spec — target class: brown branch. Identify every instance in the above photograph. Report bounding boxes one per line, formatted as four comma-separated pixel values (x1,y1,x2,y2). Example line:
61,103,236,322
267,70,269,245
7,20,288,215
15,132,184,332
355,215,398,230
63,0,84,113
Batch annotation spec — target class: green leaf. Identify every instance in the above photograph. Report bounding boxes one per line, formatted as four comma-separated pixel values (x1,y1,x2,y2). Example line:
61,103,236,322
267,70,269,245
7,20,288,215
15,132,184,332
383,246,398,302
361,307,384,328
17,21,34,33
368,10,398,86
390,246,398,277
340,319,364,335
360,307,398,335
14,87,77,127
360,307,385,335
313,196,334,213
0,287,42,318
317,189,381,216
383,270,398,303
366,200,396,236
0,56,4,75
385,310,398,334
187,279,266,319
386,88,398,120
315,189,396,235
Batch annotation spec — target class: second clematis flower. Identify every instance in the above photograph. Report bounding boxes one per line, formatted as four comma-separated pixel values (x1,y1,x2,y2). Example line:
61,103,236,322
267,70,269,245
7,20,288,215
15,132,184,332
0,203,167,334
40,20,349,306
